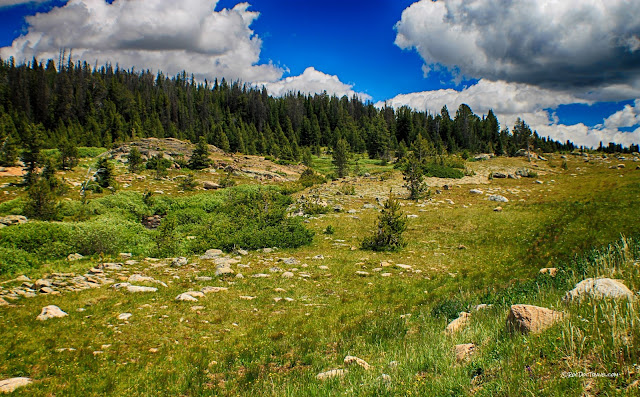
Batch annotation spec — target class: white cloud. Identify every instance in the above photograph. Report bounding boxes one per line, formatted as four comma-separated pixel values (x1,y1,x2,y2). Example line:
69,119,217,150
259,67,371,100
0,0,283,83
395,0,640,100
376,80,640,148
603,99,640,129
0,0,49,8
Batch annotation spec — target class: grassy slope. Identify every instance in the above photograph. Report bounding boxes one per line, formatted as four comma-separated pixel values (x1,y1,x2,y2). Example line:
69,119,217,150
0,152,639,395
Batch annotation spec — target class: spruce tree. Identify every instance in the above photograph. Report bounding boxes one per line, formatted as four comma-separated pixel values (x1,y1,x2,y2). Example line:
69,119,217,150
95,157,117,190
361,192,407,251
23,177,58,220
403,153,428,200
58,139,78,170
332,138,350,178
20,123,45,186
127,147,143,173
188,136,211,170
302,147,313,167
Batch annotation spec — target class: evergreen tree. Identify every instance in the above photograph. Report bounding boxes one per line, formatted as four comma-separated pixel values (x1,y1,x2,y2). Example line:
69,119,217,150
188,136,211,170
332,138,350,178
0,113,18,166
20,123,45,186
127,147,143,173
23,177,58,220
403,153,428,200
302,146,313,167
95,157,117,190
361,192,407,251
58,139,78,170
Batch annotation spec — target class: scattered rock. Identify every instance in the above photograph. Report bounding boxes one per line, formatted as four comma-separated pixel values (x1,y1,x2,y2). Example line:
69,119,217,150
313,254,324,260
119,253,132,259
201,286,228,294
128,274,167,287
396,264,412,270
215,267,235,277
492,172,507,178
493,206,503,212
316,369,348,380
506,304,563,334
470,189,483,195
36,305,68,321
118,313,132,321
200,249,223,259
564,278,634,301
539,268,558,277
0,377,32,393
171,257,188,267
67,253,83,261
454,343,476,362
344,355,371,370
0,215,28,227
445,312,470,334
112,283,157,293
355,271,370,277
280,257,299,265
203,181,221,190
488,195,509,203
281,272,295,278
176,293,199,302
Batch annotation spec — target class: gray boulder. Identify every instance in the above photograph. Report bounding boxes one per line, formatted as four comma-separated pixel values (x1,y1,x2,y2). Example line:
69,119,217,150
564,278,634,301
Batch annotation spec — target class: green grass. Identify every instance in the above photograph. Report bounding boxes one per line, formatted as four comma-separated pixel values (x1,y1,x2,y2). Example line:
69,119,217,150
0,153,639,395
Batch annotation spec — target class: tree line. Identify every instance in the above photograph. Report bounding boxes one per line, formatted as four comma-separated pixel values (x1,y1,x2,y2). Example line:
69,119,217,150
0,56,584,166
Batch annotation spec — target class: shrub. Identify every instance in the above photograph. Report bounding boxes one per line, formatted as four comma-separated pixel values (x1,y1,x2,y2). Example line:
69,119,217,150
95,157,117,189
0,247,39,275
403,153,428,200
422,163,464,179
361,193,407,251
324,225,335,234
298,168,326,188
23,178,59,221
178,174,198,191
338,184,356,195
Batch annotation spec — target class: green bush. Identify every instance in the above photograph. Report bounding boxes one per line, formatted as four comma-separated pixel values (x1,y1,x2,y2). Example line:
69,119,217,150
298,168,326,188
422,163,464,179
77,147,107,158
0,198,24,216
0,246,39,275
72,215,154,256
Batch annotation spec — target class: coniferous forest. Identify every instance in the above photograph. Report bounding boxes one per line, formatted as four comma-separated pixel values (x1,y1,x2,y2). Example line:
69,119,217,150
0,56,583,164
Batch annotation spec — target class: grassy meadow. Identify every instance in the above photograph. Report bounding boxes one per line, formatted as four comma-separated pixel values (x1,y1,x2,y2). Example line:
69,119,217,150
0,149,639,396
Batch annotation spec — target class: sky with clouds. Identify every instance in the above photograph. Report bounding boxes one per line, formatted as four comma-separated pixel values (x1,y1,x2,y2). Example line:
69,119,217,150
0,0,639,148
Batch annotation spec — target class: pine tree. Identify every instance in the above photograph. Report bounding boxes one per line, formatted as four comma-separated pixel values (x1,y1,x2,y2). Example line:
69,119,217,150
361,192,407,251
188,136,211,170
0,113,18,166
23,177,58,220
20,123,45,186
127,147,143,173
95,157,117,190
332,138,350,178
302,147,313,167
58,139,78,170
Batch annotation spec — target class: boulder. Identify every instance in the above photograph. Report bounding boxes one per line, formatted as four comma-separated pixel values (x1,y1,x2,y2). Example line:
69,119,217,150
492,172,507,178
203,181,221,190
316,369,348,380
506,304,563,334
564,278,634,301
488,195,509,203
469,189,483,195
454,343,476,362
171,257,188,267
36,305,68,321
215,267,235,277
0,377,32,393
175,293,199,302
445,312,470,334
344,355,371,370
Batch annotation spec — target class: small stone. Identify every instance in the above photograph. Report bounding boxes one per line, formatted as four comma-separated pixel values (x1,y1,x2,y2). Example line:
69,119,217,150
200,249,223,259
381,273,392,277
344,355,371,370
176,293,200,302
396,264,412,270
39,287,58,295
239,295,256,300
318,265,329,270
316,369,348,380
36,305,68,321
119,253,133,259
201,286,228,294
172,257,188,267
149,348,159,353
493,206,503,212
313,255,325,260
118,313,132,321
355,271,370,277
67,253,83,261
191,306,205,311
455,343,476,362
281,272,295,278
469,189,483,194
488,195,509,203
0,377,32,393
236,249,248,256
215,267,235,277
281,257,299,265
539,268,558,277
445,312,470,334
195,276,213,281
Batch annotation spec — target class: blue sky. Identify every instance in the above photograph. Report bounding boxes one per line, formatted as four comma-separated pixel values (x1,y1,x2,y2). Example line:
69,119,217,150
0,0,639,147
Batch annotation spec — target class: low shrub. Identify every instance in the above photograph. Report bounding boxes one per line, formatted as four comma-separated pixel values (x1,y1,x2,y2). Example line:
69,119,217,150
422,163,464,179
0,246,39,275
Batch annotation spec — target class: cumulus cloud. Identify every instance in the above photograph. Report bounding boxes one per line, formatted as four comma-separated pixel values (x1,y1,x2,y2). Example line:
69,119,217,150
260,67,371,100
395,0,640,100
0,0,283,83
376,80,640,148
0,0,49,7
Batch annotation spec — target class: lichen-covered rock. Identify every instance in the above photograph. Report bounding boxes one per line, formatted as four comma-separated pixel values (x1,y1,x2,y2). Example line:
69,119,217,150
564,278,634,301
0,377,32,393
36,305,68,321
445,312,470,334
454,343,476,362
